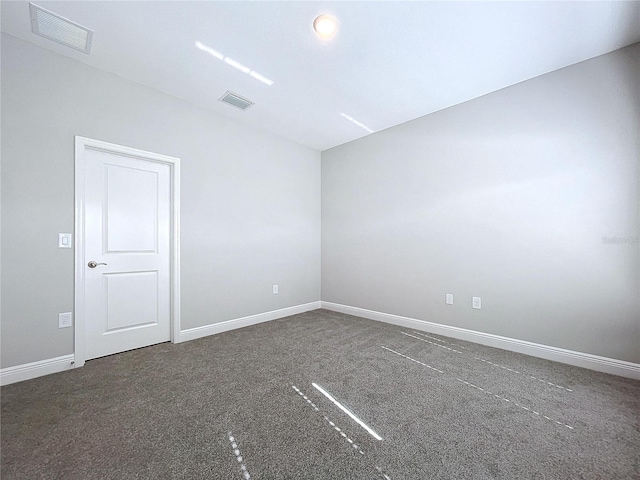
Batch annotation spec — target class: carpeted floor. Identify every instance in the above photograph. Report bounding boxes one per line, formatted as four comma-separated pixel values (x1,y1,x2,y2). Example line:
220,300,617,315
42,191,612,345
1,309,639,479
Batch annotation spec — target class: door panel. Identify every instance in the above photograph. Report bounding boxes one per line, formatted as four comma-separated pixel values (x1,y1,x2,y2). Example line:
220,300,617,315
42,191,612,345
104,271,159,332
83,147,171,360
105,165,159,253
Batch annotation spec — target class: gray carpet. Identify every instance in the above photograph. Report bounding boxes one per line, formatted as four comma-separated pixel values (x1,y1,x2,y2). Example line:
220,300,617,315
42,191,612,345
2,309,639,479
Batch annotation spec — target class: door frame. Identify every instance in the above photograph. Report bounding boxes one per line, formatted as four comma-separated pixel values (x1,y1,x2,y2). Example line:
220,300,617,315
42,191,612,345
74,136,181,367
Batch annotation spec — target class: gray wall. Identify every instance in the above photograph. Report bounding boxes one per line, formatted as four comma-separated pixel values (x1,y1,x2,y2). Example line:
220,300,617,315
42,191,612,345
2,32,638,369
1,34,321,368
322,44,640,363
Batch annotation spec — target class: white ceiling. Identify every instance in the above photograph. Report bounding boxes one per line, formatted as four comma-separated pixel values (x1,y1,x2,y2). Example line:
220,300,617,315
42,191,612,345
2,1,639,151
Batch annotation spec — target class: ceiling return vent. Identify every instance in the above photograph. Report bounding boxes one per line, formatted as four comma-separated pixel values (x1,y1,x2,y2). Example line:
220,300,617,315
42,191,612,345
218,91,254,111
29,2,94,54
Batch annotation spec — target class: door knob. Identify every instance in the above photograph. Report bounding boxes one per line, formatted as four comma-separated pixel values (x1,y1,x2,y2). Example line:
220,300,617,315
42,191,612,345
88,261,108,268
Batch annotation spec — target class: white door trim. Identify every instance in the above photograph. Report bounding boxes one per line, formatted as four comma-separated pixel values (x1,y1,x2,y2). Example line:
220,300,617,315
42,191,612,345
74,136,181,367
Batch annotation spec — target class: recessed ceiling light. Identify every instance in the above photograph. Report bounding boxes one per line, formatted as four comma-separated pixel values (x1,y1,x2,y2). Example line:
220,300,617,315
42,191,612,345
29,2,93,54
313,14,337,39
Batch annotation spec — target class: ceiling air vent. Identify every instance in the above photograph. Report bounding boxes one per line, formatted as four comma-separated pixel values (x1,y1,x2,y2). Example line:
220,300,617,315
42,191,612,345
29,3,93,54
219,91,254,111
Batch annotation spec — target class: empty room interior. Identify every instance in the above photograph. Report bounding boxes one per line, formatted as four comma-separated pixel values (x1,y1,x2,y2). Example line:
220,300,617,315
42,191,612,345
1,1,639,479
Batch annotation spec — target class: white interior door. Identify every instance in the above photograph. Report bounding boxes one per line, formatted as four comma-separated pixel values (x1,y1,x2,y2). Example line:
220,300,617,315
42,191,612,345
81,144,172,360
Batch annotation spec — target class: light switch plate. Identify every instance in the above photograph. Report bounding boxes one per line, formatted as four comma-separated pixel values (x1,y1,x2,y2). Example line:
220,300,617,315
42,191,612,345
58,233,72,248
273,285,279,294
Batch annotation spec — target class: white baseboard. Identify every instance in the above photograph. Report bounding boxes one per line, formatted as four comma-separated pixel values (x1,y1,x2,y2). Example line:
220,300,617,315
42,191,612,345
6,302,635,385
179,301,322,343
1,302,321,386
0,354,76,386
321,301,640,380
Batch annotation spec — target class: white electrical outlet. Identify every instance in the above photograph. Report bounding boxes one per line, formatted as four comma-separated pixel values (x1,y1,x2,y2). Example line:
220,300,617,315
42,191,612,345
445,294,454,305
472,297,482,310
273,285,279,294
59,312,72,328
